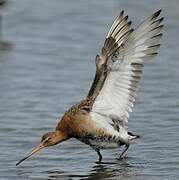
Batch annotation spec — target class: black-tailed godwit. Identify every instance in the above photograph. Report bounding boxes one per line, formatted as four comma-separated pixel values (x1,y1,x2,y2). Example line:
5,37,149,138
16,9,164,165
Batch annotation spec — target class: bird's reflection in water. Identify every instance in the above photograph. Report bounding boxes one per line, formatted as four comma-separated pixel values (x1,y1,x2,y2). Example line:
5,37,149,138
87,162,134,180
45,159,136,180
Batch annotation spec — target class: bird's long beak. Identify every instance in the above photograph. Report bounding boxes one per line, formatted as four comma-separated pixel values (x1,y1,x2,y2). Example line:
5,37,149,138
16,143,44,166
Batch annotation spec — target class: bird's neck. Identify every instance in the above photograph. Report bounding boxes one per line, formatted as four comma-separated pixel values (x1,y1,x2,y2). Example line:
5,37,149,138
54,130,69,144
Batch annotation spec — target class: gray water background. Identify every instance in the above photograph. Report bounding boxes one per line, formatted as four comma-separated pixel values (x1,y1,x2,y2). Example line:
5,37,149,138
0,0,179,179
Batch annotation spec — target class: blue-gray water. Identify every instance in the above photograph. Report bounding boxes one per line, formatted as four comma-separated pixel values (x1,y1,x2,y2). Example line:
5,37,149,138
0,0,179,179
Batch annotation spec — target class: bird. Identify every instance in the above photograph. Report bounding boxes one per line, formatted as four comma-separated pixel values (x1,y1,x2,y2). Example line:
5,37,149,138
16,9,164,166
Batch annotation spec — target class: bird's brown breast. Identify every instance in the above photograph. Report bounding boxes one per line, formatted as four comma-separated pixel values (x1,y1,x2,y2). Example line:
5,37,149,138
55,98,114,141
55,98,95,137
58,111,97,138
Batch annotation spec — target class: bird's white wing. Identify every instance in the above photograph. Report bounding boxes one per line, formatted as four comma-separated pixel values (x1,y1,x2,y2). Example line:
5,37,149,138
88,10,133,99
90,10,164,129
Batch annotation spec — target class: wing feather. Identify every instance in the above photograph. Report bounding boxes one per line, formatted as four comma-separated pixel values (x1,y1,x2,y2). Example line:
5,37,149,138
88,11,133,99
90,10,164,130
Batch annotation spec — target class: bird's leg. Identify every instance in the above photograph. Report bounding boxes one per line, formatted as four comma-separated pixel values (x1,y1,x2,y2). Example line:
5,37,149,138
96,149,102,162
119,144,130,159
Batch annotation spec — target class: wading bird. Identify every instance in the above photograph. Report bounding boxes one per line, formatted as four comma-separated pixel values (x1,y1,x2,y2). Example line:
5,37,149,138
16,10,164,165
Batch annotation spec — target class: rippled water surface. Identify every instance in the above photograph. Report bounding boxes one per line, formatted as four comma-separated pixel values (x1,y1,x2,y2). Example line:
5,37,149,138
0,0,179,179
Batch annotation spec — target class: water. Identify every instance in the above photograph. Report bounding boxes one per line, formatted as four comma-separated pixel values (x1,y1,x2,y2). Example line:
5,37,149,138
0,0,179,179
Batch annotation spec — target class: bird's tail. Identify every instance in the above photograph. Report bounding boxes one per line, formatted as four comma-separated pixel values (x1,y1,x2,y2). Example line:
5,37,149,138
128,131,140,140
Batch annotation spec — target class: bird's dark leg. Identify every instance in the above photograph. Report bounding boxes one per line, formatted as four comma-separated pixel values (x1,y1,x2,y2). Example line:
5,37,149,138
119,144,130,159
96,149,102,162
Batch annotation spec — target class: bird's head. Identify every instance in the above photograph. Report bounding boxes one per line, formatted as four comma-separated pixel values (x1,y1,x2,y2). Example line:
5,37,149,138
16,130,67,166
40,131,60,147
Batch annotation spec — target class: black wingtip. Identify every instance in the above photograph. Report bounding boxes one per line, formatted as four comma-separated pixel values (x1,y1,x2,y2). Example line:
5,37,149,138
130,28,134,33
160,17,164,21
120,10,124,16
158,17,164,23
152,9,162,19
128,21,132,26
151,33,163,39
158,24,164,29
152,17,164,25
124,15,128,21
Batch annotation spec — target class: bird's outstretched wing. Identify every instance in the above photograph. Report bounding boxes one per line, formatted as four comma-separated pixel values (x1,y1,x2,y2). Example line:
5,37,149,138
89,10,164,128
88,10,133,100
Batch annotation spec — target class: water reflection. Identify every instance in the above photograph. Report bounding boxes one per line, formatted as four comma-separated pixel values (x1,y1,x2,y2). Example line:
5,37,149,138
85,163,134,180
45,160,136,180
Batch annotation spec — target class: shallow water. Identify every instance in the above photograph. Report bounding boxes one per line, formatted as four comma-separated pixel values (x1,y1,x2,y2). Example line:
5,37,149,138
0,0,179,179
